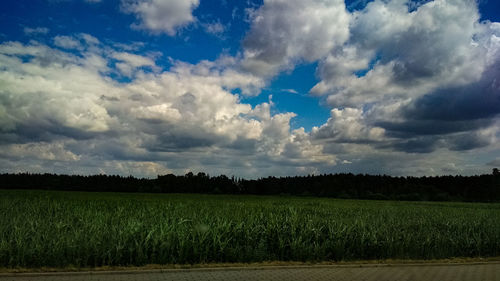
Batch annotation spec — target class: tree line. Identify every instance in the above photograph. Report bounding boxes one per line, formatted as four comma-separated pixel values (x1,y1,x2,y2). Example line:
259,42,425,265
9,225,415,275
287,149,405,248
1,171,499,202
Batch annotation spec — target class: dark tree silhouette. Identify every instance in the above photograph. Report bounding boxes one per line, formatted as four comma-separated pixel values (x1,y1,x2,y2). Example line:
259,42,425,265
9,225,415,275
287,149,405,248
1,172,499,202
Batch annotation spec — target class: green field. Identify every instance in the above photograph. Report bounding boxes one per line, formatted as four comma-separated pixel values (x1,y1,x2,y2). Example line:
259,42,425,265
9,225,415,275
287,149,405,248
1,190,499,268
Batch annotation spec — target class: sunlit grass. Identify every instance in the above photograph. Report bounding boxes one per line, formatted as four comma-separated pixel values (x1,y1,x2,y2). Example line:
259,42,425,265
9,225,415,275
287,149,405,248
1,190,499,267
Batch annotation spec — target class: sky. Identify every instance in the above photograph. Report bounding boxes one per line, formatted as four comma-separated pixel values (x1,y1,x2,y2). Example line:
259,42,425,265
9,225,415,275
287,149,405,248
0,0,499,178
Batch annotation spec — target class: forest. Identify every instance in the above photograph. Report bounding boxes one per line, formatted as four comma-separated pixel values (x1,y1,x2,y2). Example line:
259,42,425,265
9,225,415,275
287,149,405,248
1,171,499,202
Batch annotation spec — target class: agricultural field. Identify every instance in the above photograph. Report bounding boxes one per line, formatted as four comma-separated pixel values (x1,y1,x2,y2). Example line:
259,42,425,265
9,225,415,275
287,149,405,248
1,189,499,268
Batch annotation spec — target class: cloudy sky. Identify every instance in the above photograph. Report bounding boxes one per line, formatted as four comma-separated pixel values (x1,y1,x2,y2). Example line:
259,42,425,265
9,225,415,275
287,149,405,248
0,0,499,178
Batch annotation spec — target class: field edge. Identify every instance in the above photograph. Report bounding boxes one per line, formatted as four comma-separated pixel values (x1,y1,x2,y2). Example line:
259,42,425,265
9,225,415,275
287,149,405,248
2,257,500,274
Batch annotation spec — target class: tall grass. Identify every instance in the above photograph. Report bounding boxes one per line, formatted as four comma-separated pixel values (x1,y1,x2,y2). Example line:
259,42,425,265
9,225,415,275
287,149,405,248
1,190,499,267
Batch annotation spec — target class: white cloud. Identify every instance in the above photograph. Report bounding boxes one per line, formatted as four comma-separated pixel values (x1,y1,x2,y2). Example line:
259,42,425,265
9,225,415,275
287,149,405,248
0,39,334,178
53,33,100,51
202,21,228,37
241,0,350,77
281,89,298,94
168,56,266,96
312,0,492,106
121,0,199,36
0,142,80,162
54,35,82,49
80,33,100,45
312,108,386,142
2,0,499,178
23,27,49,35
113,41,145,51
0,41,116,135
111,52,155,67
131,103,182,122
111,51,158,76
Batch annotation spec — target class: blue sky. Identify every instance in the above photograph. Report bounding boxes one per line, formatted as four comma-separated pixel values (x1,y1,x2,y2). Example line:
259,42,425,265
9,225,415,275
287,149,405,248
0,0,499,178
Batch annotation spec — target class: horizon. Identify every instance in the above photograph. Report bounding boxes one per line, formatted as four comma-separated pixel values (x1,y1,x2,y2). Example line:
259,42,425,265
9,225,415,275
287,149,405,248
1,0,499,178
2,169,499,180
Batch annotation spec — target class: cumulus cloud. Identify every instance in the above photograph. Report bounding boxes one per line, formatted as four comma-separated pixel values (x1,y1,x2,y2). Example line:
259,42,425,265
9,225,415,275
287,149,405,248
121,0,199,36
111,51,159,77
54,35,82,49
312,108,385,143
0,40,116,143
236,0,499,174
239,0,497,131
2,0,499,177
305,0,500,156
168,56,266,96
312,0,487,103
0,142,80,162
241,0,350,77
53,33,100,50
0,38,334,178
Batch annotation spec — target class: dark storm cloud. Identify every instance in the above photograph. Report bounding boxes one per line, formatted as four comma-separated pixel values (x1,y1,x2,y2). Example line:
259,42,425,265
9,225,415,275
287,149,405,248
377,119,491,137
372,60,499,153
225,137,258,151
380,136,439,154
148,133,216,152
447,132,491,151
488,159,500,166
404,63,500,122
375,119,495,153
0,121,101,144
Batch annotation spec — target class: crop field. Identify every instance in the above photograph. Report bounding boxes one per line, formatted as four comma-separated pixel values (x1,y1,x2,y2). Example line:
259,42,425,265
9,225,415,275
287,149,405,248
1,189,499,268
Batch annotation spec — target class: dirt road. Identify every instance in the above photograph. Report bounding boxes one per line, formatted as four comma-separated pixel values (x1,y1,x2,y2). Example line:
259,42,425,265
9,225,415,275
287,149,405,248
1,262,498,281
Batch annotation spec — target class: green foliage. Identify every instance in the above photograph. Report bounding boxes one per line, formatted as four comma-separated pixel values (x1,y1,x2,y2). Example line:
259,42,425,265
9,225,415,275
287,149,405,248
1,190,499,268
